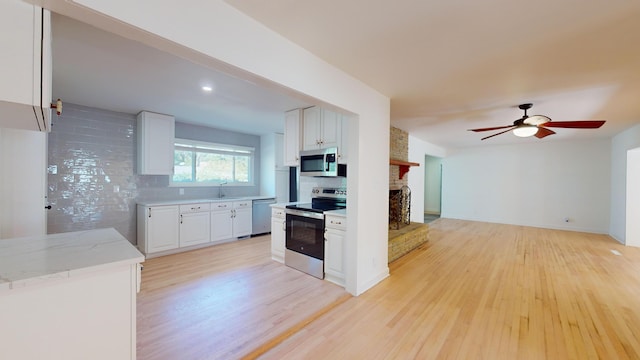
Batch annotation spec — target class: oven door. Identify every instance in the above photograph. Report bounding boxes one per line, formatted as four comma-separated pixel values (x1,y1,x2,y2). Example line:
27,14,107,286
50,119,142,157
285,210,325,260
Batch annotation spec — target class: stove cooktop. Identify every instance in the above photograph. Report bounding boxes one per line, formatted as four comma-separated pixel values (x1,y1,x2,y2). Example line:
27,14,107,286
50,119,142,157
286,187,347,213
285,201,346,213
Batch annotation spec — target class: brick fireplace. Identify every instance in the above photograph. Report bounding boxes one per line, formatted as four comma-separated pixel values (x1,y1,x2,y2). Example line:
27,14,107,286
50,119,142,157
388,127,428,263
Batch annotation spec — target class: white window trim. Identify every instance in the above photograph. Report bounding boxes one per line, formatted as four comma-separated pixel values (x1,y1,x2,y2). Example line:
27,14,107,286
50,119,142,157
170,138,255,187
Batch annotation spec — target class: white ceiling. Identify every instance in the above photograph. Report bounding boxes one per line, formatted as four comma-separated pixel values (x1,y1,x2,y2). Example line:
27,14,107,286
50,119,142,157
52,1,640,148
51,14,312,136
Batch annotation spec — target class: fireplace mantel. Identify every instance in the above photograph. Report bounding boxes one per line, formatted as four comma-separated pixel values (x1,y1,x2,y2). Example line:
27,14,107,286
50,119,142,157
390,159,420,179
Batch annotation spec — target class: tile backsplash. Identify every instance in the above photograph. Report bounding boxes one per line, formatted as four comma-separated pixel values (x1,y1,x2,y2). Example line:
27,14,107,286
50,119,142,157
47,103,260,244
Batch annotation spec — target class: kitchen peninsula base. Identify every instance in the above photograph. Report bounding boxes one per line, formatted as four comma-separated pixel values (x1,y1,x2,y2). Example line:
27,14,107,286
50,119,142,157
0,228,144,360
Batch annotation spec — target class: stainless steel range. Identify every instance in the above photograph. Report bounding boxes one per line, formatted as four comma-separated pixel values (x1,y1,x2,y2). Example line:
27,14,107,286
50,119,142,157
284,187,346,279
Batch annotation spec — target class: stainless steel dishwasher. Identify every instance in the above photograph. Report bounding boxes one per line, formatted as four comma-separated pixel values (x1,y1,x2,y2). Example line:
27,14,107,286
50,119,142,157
252,198,276,235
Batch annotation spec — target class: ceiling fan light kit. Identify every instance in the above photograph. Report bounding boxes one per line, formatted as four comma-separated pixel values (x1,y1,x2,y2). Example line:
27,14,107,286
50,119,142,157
513,125,538,137
469,103,605,141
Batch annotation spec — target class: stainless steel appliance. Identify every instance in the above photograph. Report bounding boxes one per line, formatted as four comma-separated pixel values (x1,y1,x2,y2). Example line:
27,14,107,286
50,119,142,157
299,147,346,177
252,198,276,235
284,187,346,279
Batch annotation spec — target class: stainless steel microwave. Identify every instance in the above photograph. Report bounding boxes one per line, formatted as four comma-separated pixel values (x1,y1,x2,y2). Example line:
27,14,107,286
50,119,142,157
299,147,346,177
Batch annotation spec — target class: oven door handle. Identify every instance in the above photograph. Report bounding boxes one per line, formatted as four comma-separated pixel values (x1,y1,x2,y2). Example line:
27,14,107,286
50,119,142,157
285,208,324,220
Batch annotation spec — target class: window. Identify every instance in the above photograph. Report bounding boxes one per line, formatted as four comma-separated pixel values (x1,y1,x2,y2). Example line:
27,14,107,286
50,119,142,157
172,139,254,186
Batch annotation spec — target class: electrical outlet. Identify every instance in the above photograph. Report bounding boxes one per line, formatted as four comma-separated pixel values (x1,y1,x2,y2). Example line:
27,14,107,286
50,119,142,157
179,188,184,195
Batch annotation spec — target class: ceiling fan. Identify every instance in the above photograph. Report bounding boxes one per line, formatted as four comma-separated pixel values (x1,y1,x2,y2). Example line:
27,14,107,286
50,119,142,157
468,103,605,140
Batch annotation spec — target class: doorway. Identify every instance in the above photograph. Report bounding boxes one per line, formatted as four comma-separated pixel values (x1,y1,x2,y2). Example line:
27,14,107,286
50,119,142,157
424,155,442,223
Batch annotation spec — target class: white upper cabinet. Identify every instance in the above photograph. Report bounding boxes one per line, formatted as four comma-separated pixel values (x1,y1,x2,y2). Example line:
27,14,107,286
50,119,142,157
302,107,341,151
302,106,321,150
0,2,52,132
283,109,302,166
136,111,175,175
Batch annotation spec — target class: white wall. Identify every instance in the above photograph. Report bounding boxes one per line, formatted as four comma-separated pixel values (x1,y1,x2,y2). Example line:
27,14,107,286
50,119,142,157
626,148,640,246
407,135,446,223
441,139,611,234
52,0,391,295
0,128,47,238
609,124,640,243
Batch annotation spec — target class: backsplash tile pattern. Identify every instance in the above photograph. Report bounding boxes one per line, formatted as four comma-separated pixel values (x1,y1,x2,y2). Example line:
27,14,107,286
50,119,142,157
47,105,139,242
47,103,261,244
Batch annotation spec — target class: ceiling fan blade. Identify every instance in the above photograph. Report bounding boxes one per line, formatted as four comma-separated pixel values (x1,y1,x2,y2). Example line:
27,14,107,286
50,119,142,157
481,126,516,140
468,125,516,132
541,120,605,129
535,127,555,139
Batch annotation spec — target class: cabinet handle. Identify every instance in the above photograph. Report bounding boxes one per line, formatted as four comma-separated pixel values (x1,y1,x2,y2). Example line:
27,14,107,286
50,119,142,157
282,220,286,231
180,214,183,224
332,220,342,225
148,208,151,218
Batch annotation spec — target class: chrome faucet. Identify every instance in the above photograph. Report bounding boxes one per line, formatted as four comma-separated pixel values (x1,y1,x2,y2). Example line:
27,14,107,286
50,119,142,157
219,181,227,198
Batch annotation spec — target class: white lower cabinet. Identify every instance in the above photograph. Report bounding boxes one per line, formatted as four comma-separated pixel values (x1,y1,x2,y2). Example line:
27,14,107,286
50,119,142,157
210,200,253,243
270,207,286,263
211,202,234,242
179,203,211,247
138,200,255,257
137,205,180,254
324,214,346,286
233,201,253,238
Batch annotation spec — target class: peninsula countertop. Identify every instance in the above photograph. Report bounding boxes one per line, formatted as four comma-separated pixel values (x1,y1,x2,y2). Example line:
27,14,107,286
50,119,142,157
0,228,144,292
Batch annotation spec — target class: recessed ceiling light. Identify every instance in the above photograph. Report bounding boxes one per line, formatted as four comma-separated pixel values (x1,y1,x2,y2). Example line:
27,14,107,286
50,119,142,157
201,86,213,92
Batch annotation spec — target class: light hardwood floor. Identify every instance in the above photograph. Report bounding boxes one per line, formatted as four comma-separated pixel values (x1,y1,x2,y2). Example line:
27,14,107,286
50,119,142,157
136,235,349,360
138,219,640,360
260,219,640,359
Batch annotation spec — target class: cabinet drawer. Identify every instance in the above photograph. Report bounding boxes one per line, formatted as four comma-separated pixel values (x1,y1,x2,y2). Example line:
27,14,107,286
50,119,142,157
272,207,286,219
233,200,252,209
179,203,210,213
325,215,346,230
211,201,232,211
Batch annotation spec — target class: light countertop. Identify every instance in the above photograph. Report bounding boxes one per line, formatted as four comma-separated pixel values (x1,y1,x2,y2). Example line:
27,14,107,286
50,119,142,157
137,195,276,207
0,228,144,292
270,202,301,209
325,209,347,217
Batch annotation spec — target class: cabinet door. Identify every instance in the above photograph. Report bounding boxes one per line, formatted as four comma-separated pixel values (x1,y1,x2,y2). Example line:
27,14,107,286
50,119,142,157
324,228,345,285
0,2,51,131
320,108,340,149
275,133,286,171
137,111,175,175
211,210,233,242
179,212,210,247
233,207,253,238
147,206,179,253
302,106,321,150
338,115,349,164
270,217,285,263
283,109,301,166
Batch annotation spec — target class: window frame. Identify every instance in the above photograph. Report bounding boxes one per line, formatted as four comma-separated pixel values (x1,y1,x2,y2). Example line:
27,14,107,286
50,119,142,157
170,138,255,187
